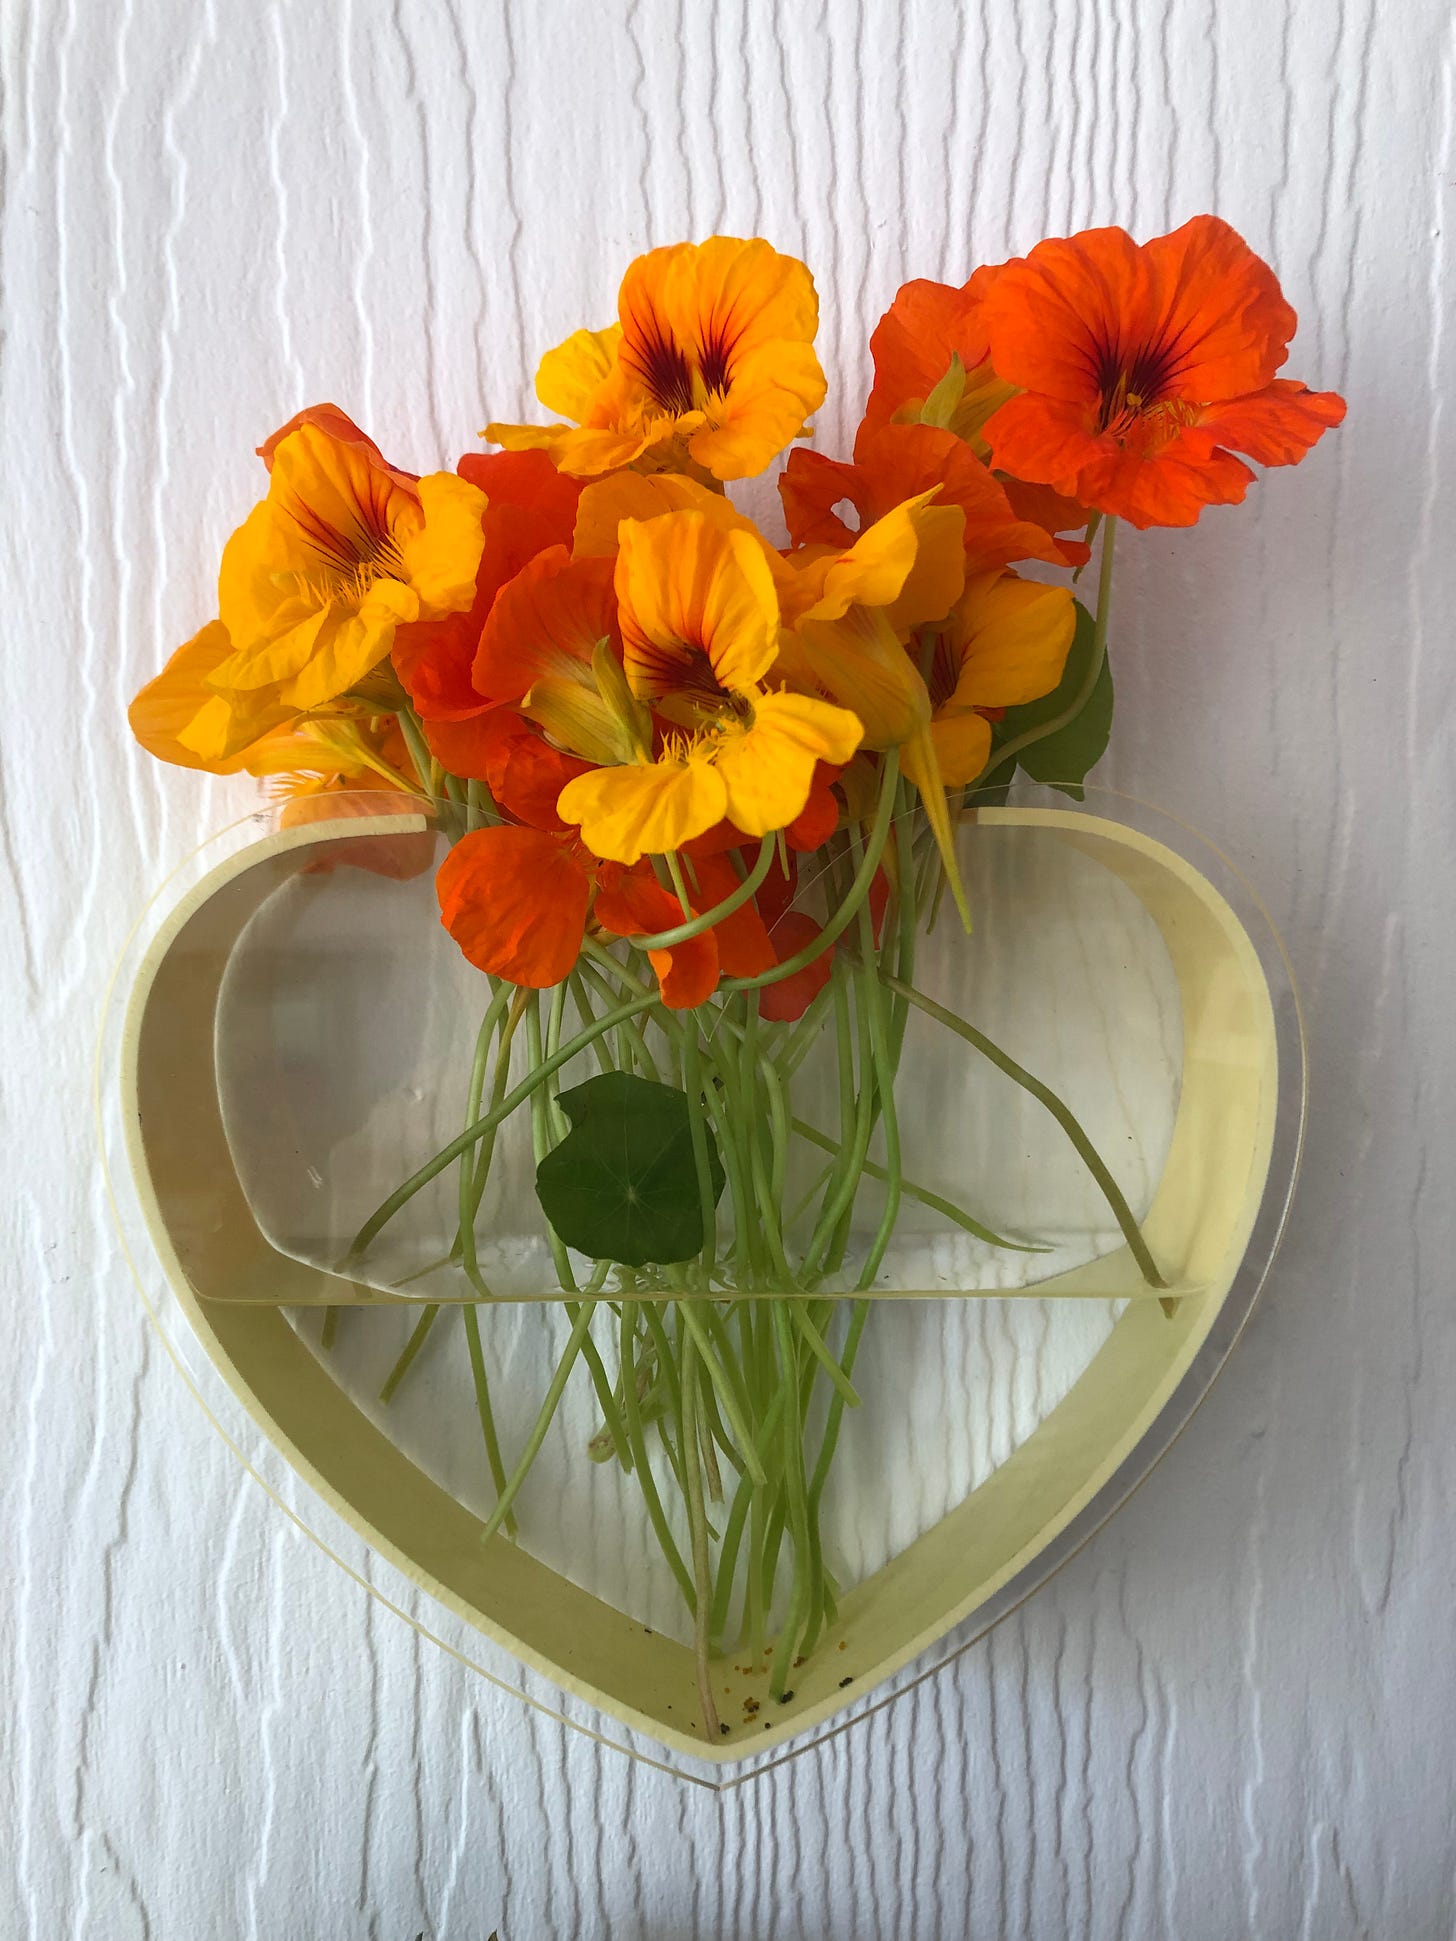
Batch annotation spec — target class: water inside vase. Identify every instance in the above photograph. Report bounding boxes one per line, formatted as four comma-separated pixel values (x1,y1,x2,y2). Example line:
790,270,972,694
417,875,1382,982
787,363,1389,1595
214,820,1183,1302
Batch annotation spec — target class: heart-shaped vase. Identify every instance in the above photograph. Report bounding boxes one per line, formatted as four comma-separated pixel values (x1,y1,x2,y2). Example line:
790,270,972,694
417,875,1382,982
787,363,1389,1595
110,790,1300,1763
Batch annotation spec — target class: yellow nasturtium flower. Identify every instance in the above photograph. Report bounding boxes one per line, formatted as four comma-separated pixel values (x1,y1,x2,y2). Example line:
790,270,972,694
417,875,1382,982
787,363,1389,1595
923,572,1077,784
554,510,862,864
487,236,827,483
777,490,975,922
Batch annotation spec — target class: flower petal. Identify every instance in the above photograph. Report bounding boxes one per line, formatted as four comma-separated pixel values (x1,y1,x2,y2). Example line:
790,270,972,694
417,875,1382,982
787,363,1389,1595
128,620,291,770
573,471,747,557
757,912,836,1023
595,871,721,1009
927,711,994,788
789,604,929,751
396,471,489,616
864,277,994,429
1194,379,1347,466
437,825,590,987
473,547,619,701
534,325,624,420
257,404,417,491
784,425,1082,574
1141,215,1298,401
616,511,781,699
688,852,776,976
712,689,863,837
557,755,728,864
945,572,1077,709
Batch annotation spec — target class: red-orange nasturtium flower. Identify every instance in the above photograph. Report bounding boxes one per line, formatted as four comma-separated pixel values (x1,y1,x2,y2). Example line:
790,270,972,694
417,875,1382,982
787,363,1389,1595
980,216,1346,528
859,277,1091,554
436,823,774,1009
781,422,1087,576
393,448,582,732
438,825,598,990
863,271,1016,451
486,236,827,482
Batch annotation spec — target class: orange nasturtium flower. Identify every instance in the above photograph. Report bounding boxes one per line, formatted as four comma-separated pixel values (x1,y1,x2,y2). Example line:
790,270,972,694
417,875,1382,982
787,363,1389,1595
129,618,290,771
486,236,827,482
780,422,1087,575
245,716,434,879
131,410,488,767
980,215,1346,529
554,511,863,865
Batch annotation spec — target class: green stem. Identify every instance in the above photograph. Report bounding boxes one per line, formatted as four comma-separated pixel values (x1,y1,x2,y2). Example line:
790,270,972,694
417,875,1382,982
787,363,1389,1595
676,1303,769,1485
680,1333,722,1738
880,972,1167,1288
789,1119,1043,1252
525,992,633,1470
619,1303,695,1606
681,1024,718,1287
769,1303,812,1699
479,1303,597,1545
787,1300,860,1407
344,991,660,1260
632,835,777,950
721,751,900,994
853,905,902,1292
462,1307,515,1537
379,1305,440,1403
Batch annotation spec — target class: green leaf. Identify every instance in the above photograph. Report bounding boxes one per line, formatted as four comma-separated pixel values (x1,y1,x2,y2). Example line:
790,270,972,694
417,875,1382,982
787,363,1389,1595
534,1071,725,1268
990,597,1113,801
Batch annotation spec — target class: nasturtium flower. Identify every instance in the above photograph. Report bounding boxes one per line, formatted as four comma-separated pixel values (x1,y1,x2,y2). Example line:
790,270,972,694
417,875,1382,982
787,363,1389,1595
777,490,975,924
128,619,292,771
436,823,771,1008
859,279,1091,554
980,215,1346,528
203,415,487,751
438,824,597,989
781,423,1086,576
395,448,583,727
919,572,1077,785
241,714,419,797
571,469,742,558
245,716,433,879
555,511,862,864
863,273,1016,452
486,236,827,482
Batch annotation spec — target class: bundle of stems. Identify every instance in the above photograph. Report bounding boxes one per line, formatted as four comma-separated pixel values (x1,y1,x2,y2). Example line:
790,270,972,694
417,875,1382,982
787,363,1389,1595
340,741,1164,1741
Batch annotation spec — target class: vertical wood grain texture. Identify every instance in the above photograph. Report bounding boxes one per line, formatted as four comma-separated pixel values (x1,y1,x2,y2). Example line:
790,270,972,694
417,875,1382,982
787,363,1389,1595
2,0,1453,1934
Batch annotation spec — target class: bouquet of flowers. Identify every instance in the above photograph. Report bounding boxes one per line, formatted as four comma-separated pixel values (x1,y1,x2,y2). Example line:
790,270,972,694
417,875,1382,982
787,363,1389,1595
130,218,1342,1738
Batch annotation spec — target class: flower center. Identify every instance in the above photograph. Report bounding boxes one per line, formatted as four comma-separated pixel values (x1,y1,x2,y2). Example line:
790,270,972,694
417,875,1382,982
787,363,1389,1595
286,488,409,605
1095,342,1180,439
634,319,735,419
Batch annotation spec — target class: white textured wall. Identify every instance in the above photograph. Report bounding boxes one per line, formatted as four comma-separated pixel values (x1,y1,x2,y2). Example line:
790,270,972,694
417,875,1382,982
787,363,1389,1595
4,1,1454,1935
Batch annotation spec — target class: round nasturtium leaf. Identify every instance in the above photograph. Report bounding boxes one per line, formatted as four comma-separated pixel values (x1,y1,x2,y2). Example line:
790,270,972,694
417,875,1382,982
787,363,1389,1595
534,1071,726,1267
